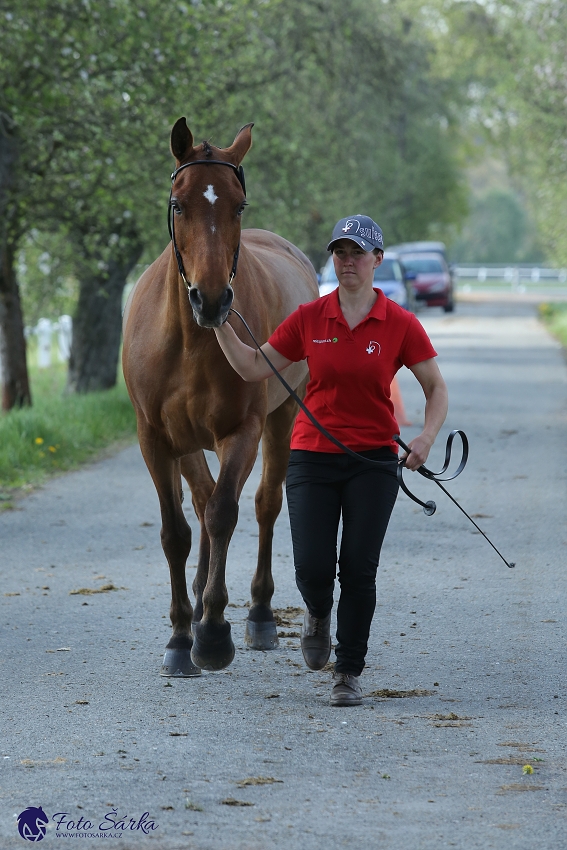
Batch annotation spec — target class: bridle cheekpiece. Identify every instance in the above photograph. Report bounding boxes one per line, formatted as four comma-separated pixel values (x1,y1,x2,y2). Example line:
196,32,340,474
167,159,246,291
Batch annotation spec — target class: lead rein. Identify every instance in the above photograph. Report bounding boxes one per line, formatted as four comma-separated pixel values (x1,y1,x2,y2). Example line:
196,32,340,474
229,308,515,569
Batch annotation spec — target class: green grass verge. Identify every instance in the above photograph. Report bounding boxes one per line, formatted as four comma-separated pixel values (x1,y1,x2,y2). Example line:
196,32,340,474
538,302,567,348
0,361,137,502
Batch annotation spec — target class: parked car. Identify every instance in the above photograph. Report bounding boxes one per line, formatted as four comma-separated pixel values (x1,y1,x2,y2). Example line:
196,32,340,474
396,252,454,312
388,242,456,312
319,251,415,311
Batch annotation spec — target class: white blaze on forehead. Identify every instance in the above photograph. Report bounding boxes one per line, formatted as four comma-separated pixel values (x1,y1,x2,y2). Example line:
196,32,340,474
203,184,218,205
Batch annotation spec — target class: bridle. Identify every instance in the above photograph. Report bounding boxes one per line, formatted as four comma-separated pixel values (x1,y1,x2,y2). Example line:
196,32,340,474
167,159,246,292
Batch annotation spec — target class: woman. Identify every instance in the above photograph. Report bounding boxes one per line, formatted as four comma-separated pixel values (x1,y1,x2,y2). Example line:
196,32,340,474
215,215,448,706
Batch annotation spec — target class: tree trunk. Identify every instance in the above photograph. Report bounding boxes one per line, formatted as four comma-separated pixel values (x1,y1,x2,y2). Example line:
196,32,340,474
67,243,142,393
0,112,31,411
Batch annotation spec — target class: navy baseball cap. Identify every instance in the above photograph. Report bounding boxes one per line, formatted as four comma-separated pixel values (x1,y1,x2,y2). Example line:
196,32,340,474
327,215,384,252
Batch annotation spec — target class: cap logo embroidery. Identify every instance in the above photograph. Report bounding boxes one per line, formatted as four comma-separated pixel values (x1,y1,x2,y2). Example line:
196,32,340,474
366,341,381,355
342,219,360,234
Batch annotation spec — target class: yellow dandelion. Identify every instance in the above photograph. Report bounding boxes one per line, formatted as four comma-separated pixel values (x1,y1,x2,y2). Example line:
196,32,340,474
34,437,44,445
48,446,57,453
522,765,533,775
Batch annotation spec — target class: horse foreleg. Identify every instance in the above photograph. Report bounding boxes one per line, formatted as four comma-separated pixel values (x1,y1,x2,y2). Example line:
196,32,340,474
245,393,299,650
191,422,262,671
139,429,200,678
180,451,215,624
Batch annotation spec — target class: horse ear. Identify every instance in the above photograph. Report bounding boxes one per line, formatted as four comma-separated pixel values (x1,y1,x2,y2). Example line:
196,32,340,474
170,117,194,163
225,123,254,165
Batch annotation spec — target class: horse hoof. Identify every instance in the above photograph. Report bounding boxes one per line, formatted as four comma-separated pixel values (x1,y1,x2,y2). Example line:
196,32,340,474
191,620,235,671
160,648,202,677
244,619,279,650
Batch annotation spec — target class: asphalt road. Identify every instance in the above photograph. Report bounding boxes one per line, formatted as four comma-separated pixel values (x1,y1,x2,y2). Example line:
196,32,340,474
1,298,566,849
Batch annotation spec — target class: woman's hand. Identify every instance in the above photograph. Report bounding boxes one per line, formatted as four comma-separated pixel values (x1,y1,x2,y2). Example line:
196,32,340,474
403,433,434,470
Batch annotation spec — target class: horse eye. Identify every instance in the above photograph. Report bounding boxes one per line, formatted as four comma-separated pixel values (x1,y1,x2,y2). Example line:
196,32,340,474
171,199,182,215
237,201,248,217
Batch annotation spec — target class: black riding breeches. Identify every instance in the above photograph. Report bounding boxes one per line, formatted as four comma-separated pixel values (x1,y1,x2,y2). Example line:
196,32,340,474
285,448,399,676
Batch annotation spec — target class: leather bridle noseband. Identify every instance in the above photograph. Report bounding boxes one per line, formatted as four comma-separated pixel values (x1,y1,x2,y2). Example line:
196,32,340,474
167,159,246,292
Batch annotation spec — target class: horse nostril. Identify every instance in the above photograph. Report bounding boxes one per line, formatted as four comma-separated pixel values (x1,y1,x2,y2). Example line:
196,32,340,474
189,287,203,312
220,287,234,312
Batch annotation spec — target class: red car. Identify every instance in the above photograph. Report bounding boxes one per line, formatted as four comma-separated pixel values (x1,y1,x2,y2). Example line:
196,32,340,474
399,252,455,312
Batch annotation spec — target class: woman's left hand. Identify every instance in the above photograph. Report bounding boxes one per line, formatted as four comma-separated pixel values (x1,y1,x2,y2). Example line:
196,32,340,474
402,434,433,471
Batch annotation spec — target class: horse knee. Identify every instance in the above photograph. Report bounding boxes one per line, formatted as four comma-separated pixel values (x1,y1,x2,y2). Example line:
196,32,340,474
160,520,192,560
204,493,238,539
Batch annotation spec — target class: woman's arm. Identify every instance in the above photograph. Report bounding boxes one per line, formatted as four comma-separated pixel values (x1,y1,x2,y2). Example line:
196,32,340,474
403,358,448,471
214,321,293,382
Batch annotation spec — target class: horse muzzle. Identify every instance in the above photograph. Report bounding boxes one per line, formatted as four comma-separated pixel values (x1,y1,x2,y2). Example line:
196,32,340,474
188,284,234,328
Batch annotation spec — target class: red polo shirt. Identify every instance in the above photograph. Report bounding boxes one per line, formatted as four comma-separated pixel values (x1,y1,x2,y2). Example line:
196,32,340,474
268,288,437,453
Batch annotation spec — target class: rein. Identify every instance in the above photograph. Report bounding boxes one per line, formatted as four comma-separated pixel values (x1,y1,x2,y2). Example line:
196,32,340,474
229,307,515,570
168,159,246,291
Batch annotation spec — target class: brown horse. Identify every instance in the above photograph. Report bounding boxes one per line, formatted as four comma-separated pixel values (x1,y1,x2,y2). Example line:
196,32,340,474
122,118,319,675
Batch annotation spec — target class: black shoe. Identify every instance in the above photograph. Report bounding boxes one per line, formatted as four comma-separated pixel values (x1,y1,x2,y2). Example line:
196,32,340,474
300,610,331,671
330,672,362,707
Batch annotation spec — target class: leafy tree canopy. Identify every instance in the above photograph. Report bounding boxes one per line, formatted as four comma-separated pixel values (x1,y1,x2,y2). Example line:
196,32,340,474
419,0,567,265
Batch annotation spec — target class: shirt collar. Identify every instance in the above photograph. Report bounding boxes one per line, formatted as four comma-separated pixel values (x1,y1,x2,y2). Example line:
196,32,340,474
323,287,388,321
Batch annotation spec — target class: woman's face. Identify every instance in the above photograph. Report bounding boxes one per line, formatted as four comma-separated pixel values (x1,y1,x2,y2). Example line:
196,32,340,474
332,240,382,291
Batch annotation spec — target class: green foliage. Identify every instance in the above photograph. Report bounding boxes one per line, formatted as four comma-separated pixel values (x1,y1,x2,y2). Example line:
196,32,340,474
0,362,136,492
450,189,545,264
1,0,468,306
17,229,78,325
421,0,567,266
538,302,567,349
218,0,468,267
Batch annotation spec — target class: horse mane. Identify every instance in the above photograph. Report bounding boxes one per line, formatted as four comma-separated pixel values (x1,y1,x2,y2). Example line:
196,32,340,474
202,140,213,159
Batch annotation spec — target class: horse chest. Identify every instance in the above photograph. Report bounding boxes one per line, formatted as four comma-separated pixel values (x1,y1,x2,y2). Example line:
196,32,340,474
158,379,263,456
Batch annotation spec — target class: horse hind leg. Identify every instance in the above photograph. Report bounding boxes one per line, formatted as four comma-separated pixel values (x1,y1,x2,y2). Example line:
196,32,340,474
179,451,215,625
245,393,299,650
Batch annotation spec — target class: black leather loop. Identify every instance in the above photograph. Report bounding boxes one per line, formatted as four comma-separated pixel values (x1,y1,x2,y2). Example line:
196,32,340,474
393,431,468,515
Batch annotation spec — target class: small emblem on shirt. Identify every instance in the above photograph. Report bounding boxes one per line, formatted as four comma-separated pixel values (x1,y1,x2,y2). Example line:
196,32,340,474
313,338,332,343
366,341,381,355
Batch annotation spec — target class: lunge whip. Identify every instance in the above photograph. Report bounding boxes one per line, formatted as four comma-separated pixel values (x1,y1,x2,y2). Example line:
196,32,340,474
393,434,515,568
228,308,515,569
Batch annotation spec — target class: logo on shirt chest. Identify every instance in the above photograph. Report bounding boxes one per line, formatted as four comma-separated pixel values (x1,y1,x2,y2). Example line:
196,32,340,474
366,340,381,355
313,338,338,344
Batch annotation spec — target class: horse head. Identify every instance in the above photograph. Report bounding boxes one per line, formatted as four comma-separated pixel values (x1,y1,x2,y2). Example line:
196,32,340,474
169,117,253,328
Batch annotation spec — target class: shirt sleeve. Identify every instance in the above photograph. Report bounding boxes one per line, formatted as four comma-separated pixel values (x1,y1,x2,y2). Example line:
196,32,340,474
399,313,437,368
267,306,306,362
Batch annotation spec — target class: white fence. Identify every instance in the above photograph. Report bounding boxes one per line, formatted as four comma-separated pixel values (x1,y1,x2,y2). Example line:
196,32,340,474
454,265,567,290
0,316,72,383
27,315,73,368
